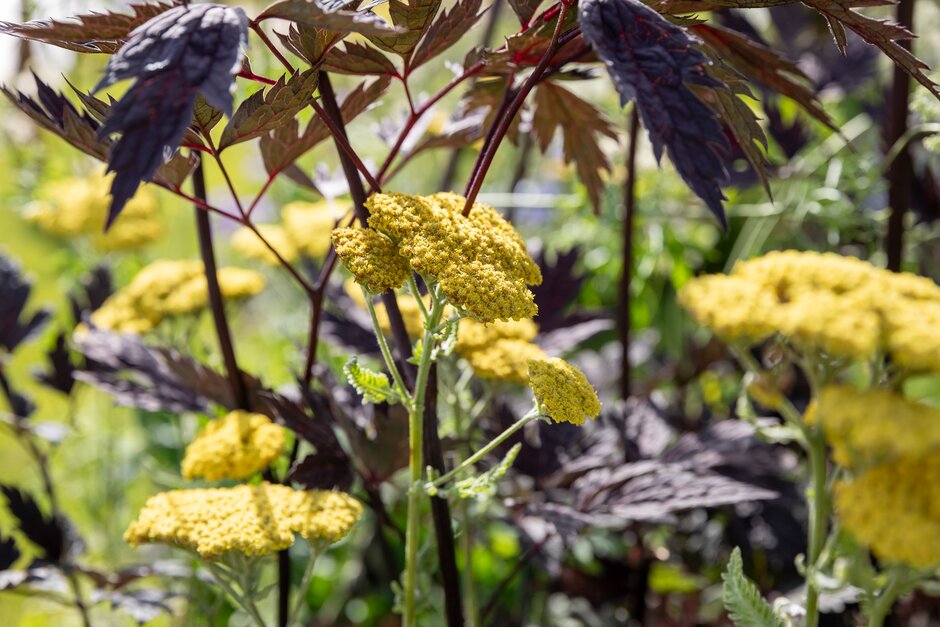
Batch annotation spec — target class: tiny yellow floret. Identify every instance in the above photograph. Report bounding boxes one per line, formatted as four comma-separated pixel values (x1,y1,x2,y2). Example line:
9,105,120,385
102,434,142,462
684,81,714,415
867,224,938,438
124,483,362,559
181,411,286,481
456,319,544,383
527,357,601,425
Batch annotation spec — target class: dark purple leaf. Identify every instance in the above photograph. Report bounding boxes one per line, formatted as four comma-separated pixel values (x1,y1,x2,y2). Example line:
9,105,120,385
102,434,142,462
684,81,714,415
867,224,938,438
0,254,50,354
0,536,19,571
34,332,75,396
258,0,400,37
94,4,248,227
0,486,80,564
0,1,180,54
288,448,354,491
579,0,730,226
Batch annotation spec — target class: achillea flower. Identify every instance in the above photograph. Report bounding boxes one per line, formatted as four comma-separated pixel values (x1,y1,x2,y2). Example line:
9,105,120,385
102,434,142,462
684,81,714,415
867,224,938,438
679,250,940,368
181,411,286,481
364,192,541,322
232,224,299,265
527,357,601,425
332,227,411,294
464,339,547,383
26,172,162,250
818,386,940,470
91,260,265,333
455,319,544,383
282,200,348,258
835,455,940,569
124,483,362,559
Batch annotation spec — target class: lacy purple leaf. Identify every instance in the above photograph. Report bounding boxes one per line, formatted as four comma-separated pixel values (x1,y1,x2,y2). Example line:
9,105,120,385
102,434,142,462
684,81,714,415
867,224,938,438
94,4,247,227
579,0,730,226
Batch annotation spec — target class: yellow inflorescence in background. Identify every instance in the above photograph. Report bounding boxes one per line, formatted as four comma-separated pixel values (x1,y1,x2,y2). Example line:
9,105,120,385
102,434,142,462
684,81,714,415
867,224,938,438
124,483,362,559
26,171,163,251
181,410,286,481
818,386,940,470
232,201,349,266
357,192,542,322
834,455,940,569
456,319,545,383
679,250,940,370
91,259,265,333
527,357,601,425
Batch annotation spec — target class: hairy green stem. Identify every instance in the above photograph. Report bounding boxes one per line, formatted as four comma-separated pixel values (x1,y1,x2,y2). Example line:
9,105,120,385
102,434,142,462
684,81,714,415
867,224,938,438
287,543,321,627
428,409,543,490
363,286,412,404
403,295,446,627
867,569,906,627
804,430,829,627
203,561,267,627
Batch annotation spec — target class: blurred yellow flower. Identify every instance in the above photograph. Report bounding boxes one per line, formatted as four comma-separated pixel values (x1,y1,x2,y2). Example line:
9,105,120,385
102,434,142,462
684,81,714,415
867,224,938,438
124,483,362,559
835,455,940,569
181,410,286,481
282,200,348,258
679,250,940,369
456,319,544,383
91,260,265,333
231,224,299,265
26,171,163,251
527,357,601,425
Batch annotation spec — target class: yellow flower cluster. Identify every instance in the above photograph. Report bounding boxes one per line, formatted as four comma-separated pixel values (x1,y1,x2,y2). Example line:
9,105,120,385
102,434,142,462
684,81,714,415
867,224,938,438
332,227,413,293
181,411,286,481
26,172,162,251
835,455,940,569
91,260,265,333
456,319,545,383
818,386,940,469
232,201,348,266
527,357,601,425
124,483,362,559
357,192,542,322
679,250,940,368
232,224,299,265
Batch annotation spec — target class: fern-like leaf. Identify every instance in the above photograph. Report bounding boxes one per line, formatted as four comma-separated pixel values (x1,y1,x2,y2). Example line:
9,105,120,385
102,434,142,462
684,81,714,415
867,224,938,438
722,547,786,627
344,357,400,405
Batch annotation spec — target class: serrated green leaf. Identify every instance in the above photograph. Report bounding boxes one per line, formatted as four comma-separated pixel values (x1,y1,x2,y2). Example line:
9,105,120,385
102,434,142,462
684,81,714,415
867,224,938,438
453,443,522,500
344,357,400,404
722,547,786,627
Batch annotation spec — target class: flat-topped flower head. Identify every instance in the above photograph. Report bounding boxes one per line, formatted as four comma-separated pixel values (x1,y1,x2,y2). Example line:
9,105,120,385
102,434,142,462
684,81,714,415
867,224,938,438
819,386,940,470
835,455,940,569
679,250,940,368
91,260,264,333
232,224,299,266
364,192,541,321
332,227,411,294
124,483,362,559
181,410,286,481
527,357,601,425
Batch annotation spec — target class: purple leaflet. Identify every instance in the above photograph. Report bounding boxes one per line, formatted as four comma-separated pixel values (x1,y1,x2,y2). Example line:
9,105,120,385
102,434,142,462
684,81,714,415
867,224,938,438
579,0,730,226
94,4,247,227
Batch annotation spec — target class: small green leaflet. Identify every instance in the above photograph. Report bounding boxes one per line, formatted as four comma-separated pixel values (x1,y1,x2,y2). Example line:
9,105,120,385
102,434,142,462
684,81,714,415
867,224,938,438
721,547,786,627
344,357,400,405
453,443,522,500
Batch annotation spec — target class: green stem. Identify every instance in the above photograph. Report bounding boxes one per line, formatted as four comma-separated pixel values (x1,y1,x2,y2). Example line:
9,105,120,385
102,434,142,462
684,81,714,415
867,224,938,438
363,286,412,405
427,410,542,491
407,276,430,321
867,569,906,627
403,295,446,627
287,543,321,627
804,430,829,627
204,561,267,627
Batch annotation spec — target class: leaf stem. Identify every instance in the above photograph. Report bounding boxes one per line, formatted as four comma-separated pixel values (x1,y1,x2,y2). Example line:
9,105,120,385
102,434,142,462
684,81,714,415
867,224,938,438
309,98,382,194
428,409,543,490
362,286,412,405
462,4,572,216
